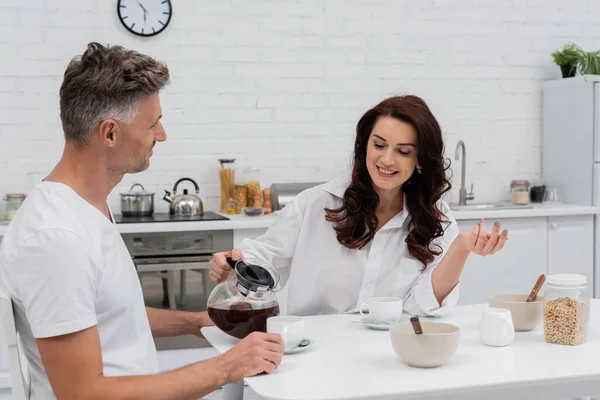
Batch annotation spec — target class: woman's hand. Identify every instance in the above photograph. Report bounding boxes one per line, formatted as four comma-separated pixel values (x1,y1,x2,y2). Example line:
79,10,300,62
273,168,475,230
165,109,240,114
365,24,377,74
209,248,244,283
457,219,508,256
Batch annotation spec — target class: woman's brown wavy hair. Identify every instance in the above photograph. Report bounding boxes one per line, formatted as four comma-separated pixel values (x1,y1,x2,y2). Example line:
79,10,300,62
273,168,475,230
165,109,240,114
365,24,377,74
325,95,452,266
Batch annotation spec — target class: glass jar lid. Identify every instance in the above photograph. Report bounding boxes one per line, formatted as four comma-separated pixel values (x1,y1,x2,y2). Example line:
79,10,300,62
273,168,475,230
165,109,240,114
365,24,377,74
547,273,586,287
5,193,26,200
510,180,530,188
219,158,236,168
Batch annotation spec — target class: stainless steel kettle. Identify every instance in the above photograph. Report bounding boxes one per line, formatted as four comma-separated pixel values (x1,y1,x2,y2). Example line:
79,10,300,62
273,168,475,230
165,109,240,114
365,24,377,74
163,178,204,216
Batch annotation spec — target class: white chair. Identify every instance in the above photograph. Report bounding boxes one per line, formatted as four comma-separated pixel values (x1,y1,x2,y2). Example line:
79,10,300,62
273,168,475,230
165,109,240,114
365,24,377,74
0,291,31,400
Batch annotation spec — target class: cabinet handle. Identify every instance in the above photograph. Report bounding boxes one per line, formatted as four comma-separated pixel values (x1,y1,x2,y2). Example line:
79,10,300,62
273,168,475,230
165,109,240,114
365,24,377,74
550,223,558,229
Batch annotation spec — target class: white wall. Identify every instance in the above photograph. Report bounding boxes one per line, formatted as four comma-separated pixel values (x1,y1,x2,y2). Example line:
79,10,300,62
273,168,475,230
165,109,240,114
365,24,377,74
1,0,599,212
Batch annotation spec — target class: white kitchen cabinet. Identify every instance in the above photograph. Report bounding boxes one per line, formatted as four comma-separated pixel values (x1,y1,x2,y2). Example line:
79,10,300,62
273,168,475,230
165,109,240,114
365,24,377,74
547,215,594,290
456,217,548,305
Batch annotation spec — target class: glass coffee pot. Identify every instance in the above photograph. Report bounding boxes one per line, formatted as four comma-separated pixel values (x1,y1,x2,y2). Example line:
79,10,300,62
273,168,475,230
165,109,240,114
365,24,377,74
207,257,280,339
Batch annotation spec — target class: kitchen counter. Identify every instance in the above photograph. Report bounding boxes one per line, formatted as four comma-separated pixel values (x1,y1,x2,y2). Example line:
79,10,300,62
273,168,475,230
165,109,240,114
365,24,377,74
0,203,599,237
451,202,600,220
116,213,280,234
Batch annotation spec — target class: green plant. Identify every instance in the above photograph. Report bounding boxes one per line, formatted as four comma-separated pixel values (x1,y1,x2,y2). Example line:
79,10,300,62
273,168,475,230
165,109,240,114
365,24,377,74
552,43,584,67
552,43,600,76
578,50,600,75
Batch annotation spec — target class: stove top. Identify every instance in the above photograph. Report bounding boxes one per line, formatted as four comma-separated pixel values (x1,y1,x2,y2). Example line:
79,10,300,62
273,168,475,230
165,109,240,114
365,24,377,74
114,211,229,224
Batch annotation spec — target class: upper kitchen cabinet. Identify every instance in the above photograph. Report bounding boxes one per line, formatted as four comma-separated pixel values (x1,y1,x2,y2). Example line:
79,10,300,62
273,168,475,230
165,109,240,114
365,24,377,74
456,217,547,305
547,215,594,288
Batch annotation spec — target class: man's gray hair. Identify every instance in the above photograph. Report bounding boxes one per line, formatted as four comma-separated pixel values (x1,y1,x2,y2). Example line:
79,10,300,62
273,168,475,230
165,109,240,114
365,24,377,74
59,42,170,148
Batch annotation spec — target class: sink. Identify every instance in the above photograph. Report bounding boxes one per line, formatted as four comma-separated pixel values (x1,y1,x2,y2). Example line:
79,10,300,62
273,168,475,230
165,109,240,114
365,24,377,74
450,202,534,212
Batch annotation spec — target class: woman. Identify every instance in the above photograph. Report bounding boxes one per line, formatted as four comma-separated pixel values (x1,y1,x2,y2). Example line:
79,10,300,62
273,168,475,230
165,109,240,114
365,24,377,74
209,95,508,317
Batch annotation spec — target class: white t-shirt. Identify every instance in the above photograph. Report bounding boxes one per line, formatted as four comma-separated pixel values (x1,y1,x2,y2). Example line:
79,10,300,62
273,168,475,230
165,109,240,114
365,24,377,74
240,172,461,317
0,181,158,400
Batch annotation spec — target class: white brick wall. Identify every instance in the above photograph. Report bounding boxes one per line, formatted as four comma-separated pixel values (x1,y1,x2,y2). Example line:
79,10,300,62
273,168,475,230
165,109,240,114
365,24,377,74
1,0,598,213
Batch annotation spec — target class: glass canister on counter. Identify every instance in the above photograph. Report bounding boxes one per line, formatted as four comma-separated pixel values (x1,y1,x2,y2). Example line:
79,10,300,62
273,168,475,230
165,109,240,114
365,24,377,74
543,274,589,346
4,193,26,221
243,168,261,208
233,185,247,214
218,159,236,214
510,180,530,205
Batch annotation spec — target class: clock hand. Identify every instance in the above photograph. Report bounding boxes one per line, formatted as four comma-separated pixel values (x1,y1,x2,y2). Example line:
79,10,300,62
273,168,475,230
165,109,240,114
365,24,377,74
136,1,148,23
137,1,148,13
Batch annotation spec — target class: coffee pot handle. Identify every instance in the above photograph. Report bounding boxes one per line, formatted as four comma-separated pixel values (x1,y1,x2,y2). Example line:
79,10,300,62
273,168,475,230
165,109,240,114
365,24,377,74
226,256,246,270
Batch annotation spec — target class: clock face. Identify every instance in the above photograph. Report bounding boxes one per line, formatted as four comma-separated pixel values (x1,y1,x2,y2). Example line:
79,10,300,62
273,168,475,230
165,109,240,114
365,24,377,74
117,0,172,37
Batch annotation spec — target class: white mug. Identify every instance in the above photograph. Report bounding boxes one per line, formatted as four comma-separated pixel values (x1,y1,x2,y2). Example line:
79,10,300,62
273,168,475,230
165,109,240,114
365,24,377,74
479,306,515,347
267,316,305,351
359,297,403,324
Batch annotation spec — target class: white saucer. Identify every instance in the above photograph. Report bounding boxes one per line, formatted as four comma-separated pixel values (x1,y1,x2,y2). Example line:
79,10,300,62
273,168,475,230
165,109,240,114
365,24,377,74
358,317,394,331
284,338,313,354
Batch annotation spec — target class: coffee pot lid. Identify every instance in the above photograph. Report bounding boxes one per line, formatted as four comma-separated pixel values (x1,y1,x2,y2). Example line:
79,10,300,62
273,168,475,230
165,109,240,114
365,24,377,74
226,257,275,296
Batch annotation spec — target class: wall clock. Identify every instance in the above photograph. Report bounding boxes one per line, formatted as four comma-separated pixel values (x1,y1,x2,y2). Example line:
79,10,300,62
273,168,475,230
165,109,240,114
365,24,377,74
117,0,172,37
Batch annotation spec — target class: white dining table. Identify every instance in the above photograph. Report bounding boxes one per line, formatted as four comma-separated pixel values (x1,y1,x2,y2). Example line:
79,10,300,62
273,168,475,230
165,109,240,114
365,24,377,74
201,300,600,400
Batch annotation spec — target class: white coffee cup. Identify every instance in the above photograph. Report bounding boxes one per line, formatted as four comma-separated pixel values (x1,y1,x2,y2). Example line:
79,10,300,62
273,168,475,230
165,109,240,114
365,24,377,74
267,316,305,351
479,306,515,347
359,297,403,324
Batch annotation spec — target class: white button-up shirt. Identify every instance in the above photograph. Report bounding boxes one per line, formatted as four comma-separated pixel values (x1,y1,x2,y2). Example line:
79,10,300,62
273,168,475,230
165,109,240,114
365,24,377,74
240,173,460,317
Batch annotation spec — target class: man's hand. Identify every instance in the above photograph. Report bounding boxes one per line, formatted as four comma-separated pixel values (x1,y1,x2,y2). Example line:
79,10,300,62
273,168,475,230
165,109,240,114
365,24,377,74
193,311,214,338
217,332,285,383
146,308,213,339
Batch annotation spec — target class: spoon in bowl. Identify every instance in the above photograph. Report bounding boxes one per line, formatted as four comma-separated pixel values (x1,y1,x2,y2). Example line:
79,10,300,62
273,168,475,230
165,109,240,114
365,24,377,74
526,274,546,302
410,316,423,335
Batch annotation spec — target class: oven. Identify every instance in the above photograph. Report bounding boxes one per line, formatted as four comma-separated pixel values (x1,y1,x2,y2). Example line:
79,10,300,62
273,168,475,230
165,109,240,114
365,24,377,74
121,229,233,350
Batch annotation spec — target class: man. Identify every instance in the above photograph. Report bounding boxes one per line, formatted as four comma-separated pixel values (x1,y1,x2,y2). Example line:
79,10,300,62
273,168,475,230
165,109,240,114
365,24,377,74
0,42,283,400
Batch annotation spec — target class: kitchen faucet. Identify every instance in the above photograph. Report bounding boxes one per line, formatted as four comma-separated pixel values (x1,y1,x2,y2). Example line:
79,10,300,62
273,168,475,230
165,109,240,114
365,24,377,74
455,140,475,206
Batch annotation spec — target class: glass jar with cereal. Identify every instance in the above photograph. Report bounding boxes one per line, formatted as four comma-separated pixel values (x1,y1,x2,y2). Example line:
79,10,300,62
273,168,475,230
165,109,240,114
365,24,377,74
543,274,589,346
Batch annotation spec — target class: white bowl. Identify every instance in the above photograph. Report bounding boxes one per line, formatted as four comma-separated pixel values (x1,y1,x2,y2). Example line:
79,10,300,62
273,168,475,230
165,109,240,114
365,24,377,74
390,321,460,368
488,293,543,332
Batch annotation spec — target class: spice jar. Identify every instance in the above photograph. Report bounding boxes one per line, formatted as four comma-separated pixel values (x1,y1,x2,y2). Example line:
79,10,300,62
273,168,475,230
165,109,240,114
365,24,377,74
510,180,530,205
4,194,26,221
263,188,272,214
543,274,589,346
226,198,236,215
252,187,262,208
